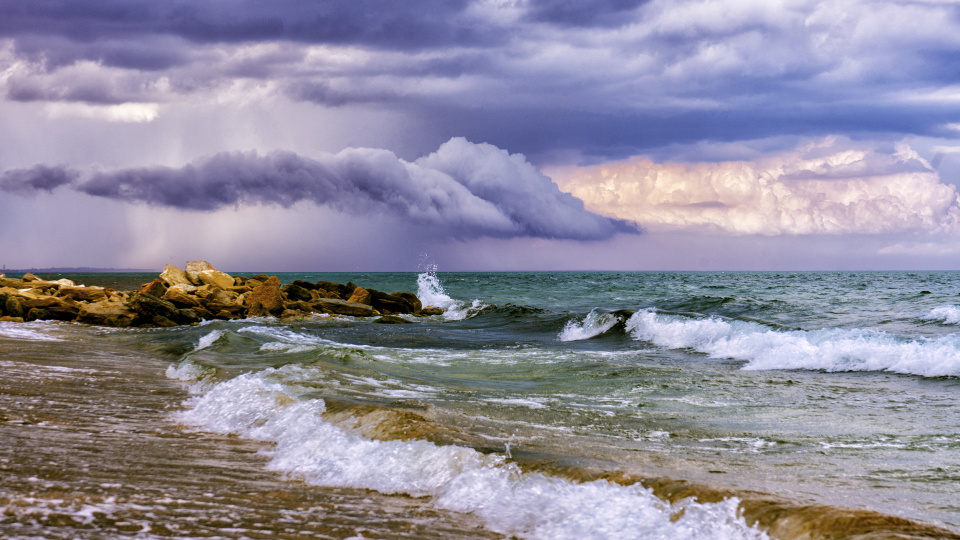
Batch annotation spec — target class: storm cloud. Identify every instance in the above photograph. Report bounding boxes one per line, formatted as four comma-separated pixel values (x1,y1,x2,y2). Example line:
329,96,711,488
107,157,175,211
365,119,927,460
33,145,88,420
3,0,960,159
0,138,636,241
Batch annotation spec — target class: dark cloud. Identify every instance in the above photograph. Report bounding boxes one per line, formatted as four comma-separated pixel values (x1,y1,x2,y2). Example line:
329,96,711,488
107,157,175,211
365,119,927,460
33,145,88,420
409,103,960,164
523,0,651,27
0,165,78,194
0,138,638,241
3,0,960,161
0,0,489,49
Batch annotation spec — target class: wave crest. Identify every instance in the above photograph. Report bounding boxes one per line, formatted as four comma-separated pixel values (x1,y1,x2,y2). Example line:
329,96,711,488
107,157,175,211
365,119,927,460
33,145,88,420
626,309,960,377
559,309,621,341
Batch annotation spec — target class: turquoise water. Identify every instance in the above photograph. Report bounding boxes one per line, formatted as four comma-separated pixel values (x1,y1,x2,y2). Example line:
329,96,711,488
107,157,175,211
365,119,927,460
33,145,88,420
3,271,960,538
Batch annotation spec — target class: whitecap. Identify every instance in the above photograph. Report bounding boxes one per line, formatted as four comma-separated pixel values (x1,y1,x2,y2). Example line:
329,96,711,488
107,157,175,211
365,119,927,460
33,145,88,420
626,309,960,377
559,309,620,341
923,305,960,325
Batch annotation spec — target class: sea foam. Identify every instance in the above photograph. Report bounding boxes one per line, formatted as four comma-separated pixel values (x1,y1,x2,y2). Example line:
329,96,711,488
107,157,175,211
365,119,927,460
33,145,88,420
173,364,766,540
626,309,960,377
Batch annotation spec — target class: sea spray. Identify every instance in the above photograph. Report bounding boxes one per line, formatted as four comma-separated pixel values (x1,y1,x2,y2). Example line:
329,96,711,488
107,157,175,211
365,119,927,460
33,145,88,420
417,271,485,320
172,363,767,540
626,309,960,377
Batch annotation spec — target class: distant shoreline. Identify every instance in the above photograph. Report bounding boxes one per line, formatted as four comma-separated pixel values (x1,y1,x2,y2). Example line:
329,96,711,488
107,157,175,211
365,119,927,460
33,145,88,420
1,268,155,274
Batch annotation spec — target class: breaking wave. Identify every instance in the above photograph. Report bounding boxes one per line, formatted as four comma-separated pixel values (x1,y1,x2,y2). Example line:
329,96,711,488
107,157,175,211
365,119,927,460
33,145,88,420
923,305,960,325
171,362,766,540
559,309,621,341
626,309,960,377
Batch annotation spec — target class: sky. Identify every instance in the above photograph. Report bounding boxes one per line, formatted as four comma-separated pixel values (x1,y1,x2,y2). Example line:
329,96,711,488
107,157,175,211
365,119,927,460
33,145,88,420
3,0,960,271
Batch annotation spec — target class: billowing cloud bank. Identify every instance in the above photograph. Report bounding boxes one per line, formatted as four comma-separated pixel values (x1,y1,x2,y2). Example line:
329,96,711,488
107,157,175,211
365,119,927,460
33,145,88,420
3,0,960,158
0,137,636,241
555,138,960,235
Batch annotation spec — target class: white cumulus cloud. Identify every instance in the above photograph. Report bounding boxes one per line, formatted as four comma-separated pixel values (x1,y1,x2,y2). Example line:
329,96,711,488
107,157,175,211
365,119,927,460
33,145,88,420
553,137,960,235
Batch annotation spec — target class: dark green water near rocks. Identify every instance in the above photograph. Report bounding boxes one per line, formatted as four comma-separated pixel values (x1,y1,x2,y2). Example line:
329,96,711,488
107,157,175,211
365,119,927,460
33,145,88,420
3,271,960,538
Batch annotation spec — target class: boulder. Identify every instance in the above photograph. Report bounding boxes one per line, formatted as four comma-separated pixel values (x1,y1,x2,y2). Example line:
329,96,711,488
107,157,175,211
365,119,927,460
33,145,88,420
391,292,423,314
160,264,192,287
202,300,243,319
0,316,24,323
245,276,284,317
30,304,78,321
4,296,25,318
24,308,50,321
283,283,314,302
0,277,28,289
162,287,201,308
315,280,355,299
169,282,198,294
0,277,58,292
284,300,314,313
59,286,107,303
308,298,380,317
140,278,169,298
347,286,372,305
421,306,445,316
185,260,216,285
290,280,318,291
280,309,309,321
77,301,139,327
176,309,202,325
198,269,235,289
126,292,194,325
21,272,41,282
23,295,78,312
151,315,179,327
365,289,416,314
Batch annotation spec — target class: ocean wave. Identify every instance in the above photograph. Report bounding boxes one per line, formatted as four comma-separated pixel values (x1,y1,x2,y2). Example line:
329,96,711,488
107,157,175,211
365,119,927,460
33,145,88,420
172,365,766,540
559,309,621,341
626,309,960,377
417,272,486,320
923,305,960,325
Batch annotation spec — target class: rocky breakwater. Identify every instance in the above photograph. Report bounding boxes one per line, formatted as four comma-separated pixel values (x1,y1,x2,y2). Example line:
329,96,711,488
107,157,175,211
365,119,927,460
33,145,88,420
0,261,442,328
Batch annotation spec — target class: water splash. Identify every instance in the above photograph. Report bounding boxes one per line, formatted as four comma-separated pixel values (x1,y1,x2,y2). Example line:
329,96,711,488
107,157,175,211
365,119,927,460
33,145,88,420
416,271,485,320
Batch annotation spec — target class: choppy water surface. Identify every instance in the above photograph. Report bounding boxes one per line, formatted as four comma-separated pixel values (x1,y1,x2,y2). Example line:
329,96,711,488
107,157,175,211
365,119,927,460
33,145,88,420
3,271,960,539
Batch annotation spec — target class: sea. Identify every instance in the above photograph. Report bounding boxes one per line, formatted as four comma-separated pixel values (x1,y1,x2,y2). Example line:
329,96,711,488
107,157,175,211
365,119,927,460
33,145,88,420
2,270,960,539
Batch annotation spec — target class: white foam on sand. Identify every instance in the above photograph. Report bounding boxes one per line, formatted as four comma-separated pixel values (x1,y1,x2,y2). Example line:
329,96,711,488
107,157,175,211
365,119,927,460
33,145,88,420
171,364,767,540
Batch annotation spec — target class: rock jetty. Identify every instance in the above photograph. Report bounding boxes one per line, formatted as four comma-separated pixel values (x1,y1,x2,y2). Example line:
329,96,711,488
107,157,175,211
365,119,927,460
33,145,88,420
0,261,443,327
